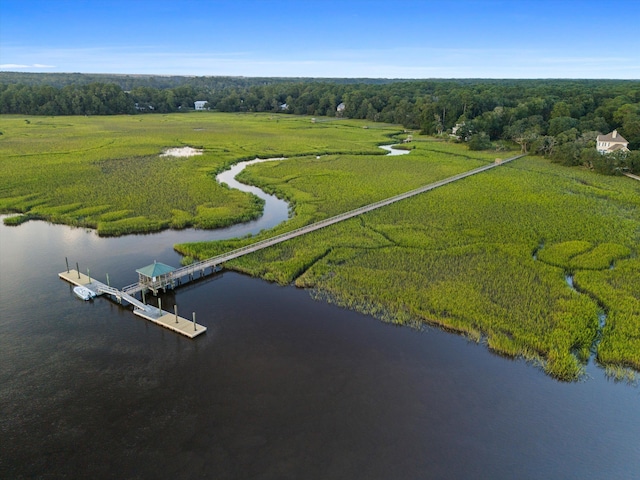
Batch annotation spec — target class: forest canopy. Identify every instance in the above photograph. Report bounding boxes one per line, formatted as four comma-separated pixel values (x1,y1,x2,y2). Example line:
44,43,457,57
1,72,638,173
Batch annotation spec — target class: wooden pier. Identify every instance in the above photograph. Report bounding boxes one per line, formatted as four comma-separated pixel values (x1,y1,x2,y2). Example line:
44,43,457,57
121,154,526,297
58,269,206,338
59,154,526,338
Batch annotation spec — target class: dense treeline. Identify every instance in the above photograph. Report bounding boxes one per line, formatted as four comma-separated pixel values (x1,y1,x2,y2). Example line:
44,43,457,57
0,82,135,115
1,74,639,173
0,72,403,89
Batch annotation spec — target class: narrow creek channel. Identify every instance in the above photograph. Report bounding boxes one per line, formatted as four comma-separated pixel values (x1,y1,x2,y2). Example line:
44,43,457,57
216,157,290,229
214,144,411,232
565,273,607,328
532,244,609,358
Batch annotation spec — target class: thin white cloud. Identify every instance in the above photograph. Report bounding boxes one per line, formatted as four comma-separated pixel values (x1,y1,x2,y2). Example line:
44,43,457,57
0,63,55,69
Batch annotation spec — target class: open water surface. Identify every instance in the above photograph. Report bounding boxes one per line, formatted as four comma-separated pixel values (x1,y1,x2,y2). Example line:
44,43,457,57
2,220,639,480
1,146,639,479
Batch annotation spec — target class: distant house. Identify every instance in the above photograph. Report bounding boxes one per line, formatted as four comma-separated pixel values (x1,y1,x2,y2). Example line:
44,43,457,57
336,102,346,114
194,101,208,111
134,103,154,111
450,123,465,140
280,103,289,111
596,130,629,153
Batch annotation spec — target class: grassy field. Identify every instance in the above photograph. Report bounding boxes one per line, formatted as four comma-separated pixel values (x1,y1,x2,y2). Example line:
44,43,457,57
0,113,399,235
177,137,640,382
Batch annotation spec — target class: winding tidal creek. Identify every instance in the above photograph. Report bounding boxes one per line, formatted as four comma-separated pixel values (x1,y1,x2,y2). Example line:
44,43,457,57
214,145,411,232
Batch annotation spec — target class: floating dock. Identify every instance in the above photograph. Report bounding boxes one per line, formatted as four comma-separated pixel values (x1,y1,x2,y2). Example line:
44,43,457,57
132,308,204,339
58,269,206,338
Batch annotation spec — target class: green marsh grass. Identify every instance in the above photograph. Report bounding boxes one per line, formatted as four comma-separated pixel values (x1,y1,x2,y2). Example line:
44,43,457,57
4,112,638,381
178,139,640,381
0,113,399,235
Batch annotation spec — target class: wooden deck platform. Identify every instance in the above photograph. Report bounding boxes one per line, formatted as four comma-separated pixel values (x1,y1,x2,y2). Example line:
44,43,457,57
58,270,105,294
133,308,205,339
58,269,206,338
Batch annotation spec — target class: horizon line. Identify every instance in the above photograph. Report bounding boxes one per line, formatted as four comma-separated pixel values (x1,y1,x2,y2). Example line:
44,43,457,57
1,71,638,81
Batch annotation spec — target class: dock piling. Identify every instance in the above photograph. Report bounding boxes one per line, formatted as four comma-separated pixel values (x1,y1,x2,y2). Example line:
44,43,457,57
65,257,69,273
193,312,197,331
87,268,91,284
58,270,205,338
158,298,162,313
106,273,110,288
76,262,80,279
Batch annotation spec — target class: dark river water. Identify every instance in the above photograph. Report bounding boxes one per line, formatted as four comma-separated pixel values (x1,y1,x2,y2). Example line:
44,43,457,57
1,190,639,478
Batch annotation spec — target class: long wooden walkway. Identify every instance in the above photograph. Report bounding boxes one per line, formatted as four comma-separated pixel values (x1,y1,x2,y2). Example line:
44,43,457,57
122,154,525,296
60,153,524,337
624,172,640,182
58,269,206,338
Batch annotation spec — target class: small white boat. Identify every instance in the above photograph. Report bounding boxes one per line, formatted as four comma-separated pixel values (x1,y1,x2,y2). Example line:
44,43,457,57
73,286,96,300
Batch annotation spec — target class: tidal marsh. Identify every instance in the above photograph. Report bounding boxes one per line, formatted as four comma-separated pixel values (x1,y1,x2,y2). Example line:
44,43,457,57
0,113,397,235
2,112,638,381
178,138,640,381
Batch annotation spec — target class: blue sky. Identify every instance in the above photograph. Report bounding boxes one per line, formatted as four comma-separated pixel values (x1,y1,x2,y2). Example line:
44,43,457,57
1,0,639,78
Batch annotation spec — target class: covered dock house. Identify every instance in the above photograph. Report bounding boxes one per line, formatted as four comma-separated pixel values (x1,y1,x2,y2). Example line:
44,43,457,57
136,261,177,295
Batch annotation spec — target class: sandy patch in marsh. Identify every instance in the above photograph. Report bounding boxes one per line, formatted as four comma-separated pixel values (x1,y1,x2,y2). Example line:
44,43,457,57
160,147,203,157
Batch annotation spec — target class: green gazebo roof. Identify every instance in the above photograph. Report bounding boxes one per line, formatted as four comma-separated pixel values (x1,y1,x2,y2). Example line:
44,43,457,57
136,261,176,278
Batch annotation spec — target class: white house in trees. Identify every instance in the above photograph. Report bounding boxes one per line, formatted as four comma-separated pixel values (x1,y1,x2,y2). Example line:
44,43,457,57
596,130,629,153
194,101,208,110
